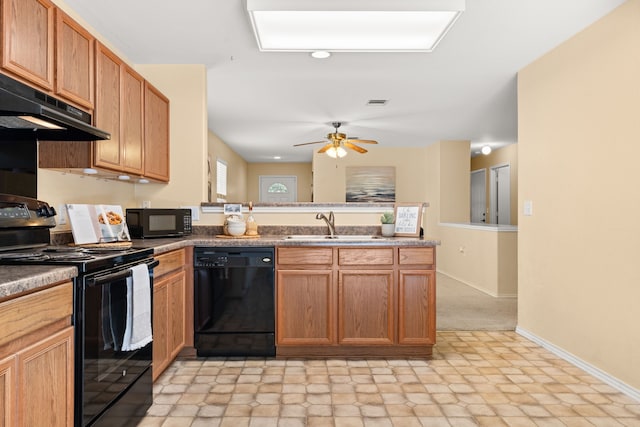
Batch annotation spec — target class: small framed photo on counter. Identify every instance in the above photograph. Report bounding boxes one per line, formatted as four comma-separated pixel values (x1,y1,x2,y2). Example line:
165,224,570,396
394,203,423,237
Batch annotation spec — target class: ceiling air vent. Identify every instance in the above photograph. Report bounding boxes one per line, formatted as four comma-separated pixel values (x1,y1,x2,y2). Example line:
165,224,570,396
366,99,388,106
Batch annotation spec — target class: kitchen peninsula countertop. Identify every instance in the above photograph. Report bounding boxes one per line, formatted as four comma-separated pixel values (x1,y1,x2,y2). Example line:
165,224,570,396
0,265,77,300
0,234,439,300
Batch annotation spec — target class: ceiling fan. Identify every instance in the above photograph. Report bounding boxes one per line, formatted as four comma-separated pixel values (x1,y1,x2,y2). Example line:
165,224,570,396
294,122,378,158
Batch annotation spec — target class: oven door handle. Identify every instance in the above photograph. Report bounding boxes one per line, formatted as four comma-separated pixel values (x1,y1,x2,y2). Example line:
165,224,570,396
86,259,159,287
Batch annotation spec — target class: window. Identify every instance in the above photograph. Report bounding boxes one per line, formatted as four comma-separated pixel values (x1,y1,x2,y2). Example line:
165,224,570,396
216,159,227,202
268,182,288,193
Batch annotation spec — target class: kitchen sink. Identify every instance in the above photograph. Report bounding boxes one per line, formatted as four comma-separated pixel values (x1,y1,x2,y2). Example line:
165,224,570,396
284,235,384,240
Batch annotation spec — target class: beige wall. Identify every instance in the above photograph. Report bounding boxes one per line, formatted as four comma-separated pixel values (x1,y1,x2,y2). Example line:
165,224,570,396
471,144,519,225
424,141,517,297
247,163,313,202
135,64,208,208
437,225,517,297
518,0,640,390
208,131,248,203
439,141,471,223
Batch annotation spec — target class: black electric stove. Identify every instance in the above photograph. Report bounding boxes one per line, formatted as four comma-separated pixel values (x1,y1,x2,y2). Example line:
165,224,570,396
0,193,157,427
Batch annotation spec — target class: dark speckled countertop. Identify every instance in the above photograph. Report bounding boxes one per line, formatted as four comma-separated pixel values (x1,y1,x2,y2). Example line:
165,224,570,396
1,230,439,300
0,265,77,300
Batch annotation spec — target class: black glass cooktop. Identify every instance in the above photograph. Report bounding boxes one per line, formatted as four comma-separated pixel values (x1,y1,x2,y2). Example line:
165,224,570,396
0,245,154,274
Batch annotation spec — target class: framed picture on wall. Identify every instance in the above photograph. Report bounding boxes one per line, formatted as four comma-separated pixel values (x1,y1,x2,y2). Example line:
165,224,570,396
393,203,423,237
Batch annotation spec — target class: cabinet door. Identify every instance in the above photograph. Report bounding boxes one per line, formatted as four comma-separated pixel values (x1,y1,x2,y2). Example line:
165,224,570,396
55,8,94,109
94,42,122,170
276,270,335,345
144,81,170,181
17,327,73,427
338,270,394,345
152,280,169,381
398,270,436,345
0,355,15,427
1,0,54,89
167,270,186,361
121,65,144,174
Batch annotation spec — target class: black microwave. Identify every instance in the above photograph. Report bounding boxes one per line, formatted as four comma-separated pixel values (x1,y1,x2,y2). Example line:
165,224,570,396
126,208,192,238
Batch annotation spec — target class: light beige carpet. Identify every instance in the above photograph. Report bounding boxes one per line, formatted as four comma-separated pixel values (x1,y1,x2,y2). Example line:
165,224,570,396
436,272,517,331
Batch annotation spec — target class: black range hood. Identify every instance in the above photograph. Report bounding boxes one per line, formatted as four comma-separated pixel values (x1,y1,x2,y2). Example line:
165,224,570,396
0,73,110,141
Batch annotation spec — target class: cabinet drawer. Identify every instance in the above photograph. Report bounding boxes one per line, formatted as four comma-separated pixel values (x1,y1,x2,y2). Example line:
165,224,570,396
155,249,186,277
0,282,72,348
338,248,394,266
277,247,333,265
399,247,434,265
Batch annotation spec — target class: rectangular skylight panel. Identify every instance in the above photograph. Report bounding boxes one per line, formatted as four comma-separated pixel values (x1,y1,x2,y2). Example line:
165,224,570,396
247,0,465,53
252,11,460,51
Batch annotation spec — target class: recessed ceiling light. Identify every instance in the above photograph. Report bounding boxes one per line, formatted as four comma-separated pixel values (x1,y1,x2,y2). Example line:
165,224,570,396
246,0,465,53
310,51,331,59
481,145,492,155
273,156,282,160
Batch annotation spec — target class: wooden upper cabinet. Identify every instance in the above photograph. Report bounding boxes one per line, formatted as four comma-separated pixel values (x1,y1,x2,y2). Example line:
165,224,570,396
121,65,144,174
55,8,94,109
1,0,55,90
94,43,145,176
94,41,122,170
144,81,170,181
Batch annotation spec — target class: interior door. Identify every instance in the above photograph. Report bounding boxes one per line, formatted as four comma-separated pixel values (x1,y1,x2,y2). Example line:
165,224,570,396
470,169,486,223
490,165,511,224
259,176,297,202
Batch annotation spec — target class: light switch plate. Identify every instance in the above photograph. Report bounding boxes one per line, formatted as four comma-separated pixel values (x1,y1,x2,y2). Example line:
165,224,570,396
57,204,67,225
181,206,200,221
523,200,533,216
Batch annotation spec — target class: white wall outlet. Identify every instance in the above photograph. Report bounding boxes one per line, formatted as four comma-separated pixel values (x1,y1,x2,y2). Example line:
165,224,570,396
523,200,533,216
57,204,68,225
181,206,200,221
142,200,151,208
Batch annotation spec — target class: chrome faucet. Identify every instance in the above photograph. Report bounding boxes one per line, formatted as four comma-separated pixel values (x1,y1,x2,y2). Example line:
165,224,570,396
316,211,336,238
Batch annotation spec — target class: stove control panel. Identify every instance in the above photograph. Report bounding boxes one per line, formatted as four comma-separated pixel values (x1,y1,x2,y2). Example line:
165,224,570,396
0,195,57,228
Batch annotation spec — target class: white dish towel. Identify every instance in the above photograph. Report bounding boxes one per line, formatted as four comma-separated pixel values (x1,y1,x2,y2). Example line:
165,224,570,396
122,263,152,351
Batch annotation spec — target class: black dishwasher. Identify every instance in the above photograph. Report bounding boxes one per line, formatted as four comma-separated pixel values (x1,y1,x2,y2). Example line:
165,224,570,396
194,247,275,356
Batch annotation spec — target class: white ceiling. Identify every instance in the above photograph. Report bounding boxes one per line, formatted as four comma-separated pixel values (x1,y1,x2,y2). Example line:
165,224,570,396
62,0,626,162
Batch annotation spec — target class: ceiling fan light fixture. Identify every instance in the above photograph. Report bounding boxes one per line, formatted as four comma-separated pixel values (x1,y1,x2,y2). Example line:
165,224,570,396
246,0,465,53
326,146,347,158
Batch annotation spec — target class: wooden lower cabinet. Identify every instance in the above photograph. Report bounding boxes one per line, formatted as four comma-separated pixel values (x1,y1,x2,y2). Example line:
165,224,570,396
152,249,188,381
276,270,334,346
276,246,436,357
0,355,15,426
398,270,436,345
17,327,74,427
338,270,394,345
0,281,74,427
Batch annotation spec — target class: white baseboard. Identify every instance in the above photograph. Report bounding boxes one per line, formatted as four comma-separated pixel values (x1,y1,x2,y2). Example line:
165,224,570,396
516,327,640,403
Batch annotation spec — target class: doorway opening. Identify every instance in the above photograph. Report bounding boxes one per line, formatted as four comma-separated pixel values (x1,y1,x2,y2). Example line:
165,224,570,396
490,164,511,224
470,169,486,223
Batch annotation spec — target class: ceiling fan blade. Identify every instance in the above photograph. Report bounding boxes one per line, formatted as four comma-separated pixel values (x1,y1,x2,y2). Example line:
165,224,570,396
344,141,368,154
344,138,378,144
293,141,327,147
317,143,333,154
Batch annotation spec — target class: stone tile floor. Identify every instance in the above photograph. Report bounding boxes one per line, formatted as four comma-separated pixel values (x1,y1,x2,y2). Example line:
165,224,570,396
139,331,640,427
